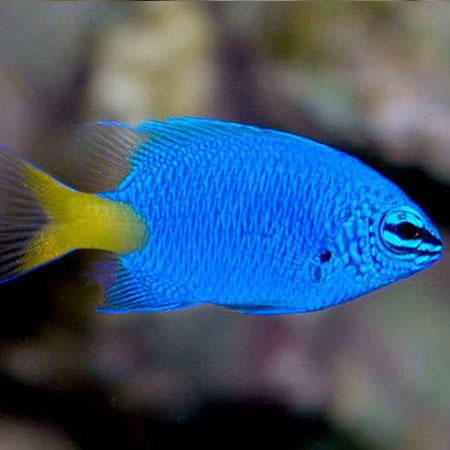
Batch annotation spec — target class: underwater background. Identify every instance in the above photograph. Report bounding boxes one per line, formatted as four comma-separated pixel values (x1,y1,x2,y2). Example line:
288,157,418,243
0,2,450,449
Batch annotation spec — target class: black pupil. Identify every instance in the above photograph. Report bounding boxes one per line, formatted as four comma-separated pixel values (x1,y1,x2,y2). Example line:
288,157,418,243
395,222,420,240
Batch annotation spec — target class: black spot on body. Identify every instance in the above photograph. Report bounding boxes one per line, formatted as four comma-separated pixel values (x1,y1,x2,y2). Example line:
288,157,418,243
319,250,332,263
311,249,333,283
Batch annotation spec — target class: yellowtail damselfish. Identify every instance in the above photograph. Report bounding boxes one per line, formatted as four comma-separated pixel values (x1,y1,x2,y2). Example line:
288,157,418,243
0,118,443,313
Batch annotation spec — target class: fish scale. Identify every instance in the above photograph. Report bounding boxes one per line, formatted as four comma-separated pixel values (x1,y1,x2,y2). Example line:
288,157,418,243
100,119,443,313
0,118,443,314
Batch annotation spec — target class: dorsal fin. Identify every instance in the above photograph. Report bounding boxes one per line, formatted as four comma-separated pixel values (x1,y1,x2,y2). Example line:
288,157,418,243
136,116,292,147
71,121,148,193
72,117,312,194
136,117,317,170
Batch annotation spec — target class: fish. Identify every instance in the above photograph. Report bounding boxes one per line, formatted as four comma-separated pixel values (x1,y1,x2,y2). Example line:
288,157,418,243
0,117,444,314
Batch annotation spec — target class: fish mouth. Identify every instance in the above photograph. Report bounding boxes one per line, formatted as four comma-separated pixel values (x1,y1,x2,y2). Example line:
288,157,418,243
414,239,443,266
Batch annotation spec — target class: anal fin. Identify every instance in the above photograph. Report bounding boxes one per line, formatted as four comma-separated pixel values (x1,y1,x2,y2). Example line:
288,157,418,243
91,255,195,313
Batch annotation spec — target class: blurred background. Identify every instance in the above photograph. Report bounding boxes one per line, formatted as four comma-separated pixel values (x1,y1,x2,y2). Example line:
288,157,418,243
0,2,450,449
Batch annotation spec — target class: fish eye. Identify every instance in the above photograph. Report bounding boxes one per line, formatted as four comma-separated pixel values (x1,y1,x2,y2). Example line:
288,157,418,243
380,208,424,253
393,222,420,240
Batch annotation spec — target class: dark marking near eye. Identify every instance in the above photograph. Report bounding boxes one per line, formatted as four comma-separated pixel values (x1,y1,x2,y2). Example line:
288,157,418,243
418,228,442,247
385,224,442,255
386,223,441,247
319,250,332,263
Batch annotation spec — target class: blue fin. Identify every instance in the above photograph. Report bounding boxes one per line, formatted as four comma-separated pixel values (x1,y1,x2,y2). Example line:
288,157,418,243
73,117,265,193
91,255,194,313
135,116,302,150
225,304,310,315
73,117,312,194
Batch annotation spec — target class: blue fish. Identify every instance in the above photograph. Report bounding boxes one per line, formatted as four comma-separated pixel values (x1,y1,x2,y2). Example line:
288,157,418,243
0,118,443,313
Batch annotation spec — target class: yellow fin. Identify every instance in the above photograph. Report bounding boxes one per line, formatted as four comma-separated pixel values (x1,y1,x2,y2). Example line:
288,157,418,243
0,149,147,281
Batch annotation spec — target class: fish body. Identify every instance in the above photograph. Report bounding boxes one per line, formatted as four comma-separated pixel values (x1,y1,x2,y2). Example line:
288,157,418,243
0,118,443,313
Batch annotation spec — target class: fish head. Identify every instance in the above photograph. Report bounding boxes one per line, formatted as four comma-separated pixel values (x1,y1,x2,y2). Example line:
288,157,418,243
370,203,443,282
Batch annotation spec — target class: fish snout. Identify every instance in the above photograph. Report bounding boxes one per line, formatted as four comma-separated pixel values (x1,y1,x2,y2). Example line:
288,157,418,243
414,232,444,266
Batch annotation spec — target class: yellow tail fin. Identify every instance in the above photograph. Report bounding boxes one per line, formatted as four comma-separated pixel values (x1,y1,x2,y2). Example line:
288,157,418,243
0,148,147,282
